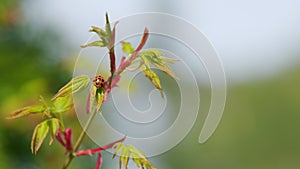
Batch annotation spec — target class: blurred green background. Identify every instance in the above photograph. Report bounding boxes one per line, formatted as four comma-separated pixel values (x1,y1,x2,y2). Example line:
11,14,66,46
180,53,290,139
1,1,300,169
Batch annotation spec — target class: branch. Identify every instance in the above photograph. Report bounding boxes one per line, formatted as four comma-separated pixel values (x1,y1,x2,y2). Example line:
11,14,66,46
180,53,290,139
61,109,99,169
116,28,149,74
103,28,149,103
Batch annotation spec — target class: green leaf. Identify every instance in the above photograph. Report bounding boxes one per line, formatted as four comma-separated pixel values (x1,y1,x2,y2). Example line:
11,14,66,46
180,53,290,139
112,142,123,159
88,26,109,44
112,143,158,169
96,88,105,111
80,41,106,48
160,56,178,64
47,118,60,145
7,105,45,119
31,118,61,154
105,13,112,38
140,49,163,59
31,120,50,154
86,86,104,113
89,26,107,38
121,41,134,55
122,148,130,169
52,75,90,100
87,85,97,114
138,49,179,79
39,95,49,107
53,96,73,113
140,65,162,93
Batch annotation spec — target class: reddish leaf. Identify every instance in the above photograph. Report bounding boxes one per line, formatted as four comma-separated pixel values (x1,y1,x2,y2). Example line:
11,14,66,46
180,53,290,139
55,128,73,154
55,130,65,147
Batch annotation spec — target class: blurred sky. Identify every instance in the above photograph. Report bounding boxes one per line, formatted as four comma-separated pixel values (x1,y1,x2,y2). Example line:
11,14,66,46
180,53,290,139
22,0,300,83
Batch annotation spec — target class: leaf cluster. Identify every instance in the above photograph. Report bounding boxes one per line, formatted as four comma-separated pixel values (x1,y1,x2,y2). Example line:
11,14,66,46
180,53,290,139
121,42,178,94
7,74,91,154
7,13,181,169
113,143,158,169
80,13,116,49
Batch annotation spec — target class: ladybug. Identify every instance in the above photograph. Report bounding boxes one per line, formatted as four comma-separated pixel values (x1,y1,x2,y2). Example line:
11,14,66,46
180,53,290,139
93,75,105,88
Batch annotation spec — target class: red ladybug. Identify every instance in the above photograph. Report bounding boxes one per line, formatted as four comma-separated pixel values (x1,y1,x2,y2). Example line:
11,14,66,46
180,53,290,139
93,75,105,88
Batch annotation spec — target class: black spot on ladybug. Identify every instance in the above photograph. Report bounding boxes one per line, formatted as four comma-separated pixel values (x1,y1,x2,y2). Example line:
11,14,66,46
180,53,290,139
93,75,105,88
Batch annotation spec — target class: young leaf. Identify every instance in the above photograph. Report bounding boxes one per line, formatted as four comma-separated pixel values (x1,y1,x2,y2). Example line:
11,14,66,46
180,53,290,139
86,85,97,114
52,75,90,100
89,26,108,43
160,56,179,64
121,147,130,169
139,49,178,79
31,118,61,154
96,88,105,111
112,143,158,169
140,65,162,93
121,41,134,55
86,85,105,113
56,128,73,153
31,120,50,154
81,41,106,48
105,12,112,39
47,118,60,145
7,105,45,119
112,142,123,159
39,95,49,107
53,96,73,113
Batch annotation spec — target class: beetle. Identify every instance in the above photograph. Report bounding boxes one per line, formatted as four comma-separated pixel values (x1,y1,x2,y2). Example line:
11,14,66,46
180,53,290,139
93,75,105,88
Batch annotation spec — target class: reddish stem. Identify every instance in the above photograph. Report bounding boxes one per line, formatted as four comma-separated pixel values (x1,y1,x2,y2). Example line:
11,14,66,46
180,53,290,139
104,28,149,102
75,136,126,156
109,24,116,74
116,28,149,74
135,27,149,52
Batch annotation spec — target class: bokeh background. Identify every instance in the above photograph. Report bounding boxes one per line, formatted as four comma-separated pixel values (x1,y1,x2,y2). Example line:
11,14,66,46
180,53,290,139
1,0,300,169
